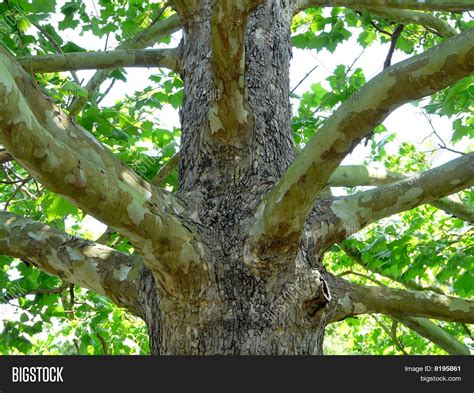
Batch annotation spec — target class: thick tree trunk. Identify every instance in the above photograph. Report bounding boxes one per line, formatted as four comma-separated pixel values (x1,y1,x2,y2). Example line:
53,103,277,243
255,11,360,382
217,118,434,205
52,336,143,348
137,1,332,355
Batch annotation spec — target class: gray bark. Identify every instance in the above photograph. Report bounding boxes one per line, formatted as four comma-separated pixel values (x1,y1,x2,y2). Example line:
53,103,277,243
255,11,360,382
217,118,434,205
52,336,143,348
138,1,330,355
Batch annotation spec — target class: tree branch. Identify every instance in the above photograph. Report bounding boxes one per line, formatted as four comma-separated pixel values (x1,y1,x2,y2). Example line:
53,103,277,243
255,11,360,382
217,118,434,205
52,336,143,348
1,283,70,302
338,243,470,354
207,0,263,144
328,164,474,223
0,211,143,316
17,48,178,74
355,7,457,37
329,164,404,187
296,0,474,12
169,0,198,18
0,47,210,299
249,28,474,262
393,316,471,355
372,316,408,354
384,24,405,69
326,153,473,247
30,20,81,84
68,13,181,116
335,282,474,323
339,242,444,294
430,197,474,223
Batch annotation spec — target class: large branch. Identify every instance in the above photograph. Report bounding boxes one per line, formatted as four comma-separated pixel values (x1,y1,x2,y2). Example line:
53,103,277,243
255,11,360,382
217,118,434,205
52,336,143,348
68,13,181,116
296,0,474,12
339,242,444,294
326,154,473,247
0,211,143,316
393,316,471,355
329,165,404,187
207,0,263,144
338,243,470,355
249,28,474,261
329,164,474,223
294,1,463,37
355,7,457,37
41,152,473,224
0,47,209,299
17,48,178,74
337,283,474,324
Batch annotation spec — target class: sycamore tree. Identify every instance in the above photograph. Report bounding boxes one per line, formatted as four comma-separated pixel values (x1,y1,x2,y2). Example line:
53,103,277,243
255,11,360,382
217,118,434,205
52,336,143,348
0,0,473,355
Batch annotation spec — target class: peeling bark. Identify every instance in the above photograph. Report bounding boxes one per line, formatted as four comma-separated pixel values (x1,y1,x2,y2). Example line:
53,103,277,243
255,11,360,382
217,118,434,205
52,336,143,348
17,48,179,74
324,153,474,249
0,211,143,316
333,282,474,324
297,0,474,12
0,46,210,301
328,165,474,223
250,28,474,262
207,0,262,144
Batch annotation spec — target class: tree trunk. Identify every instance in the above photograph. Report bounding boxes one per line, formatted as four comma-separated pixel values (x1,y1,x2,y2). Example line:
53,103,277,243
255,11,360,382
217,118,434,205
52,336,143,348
137,1,331,355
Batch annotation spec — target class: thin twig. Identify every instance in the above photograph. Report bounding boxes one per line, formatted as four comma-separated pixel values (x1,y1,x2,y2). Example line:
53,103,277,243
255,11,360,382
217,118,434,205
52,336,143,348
97,333,109,355
151,1,170,25
30,20,81,84
370,20,393,37
422,111,466,155
372,315,408,355
96,79,116,105
384,24,404,69
290,64,318,94
4,178,30,209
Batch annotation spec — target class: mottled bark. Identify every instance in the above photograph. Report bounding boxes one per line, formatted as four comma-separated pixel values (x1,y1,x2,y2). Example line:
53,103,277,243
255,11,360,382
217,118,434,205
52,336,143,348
0,46,210,300
297,0,474,12
393,316,470,355
328,165,474,223
340,243,470,355
320,153,474,249
250,28,474,262
17,49,178,74
0,211,143,316
138,0,329,355
333,282,474,324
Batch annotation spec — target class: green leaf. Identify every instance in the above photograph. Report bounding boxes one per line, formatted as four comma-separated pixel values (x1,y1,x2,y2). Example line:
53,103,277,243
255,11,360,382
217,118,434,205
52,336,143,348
17,17,31,32
61,81,88,98
20,313,29,323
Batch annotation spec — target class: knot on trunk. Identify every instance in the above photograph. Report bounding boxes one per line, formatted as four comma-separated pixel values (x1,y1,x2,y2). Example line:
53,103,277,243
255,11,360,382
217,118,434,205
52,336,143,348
304,276,332,317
